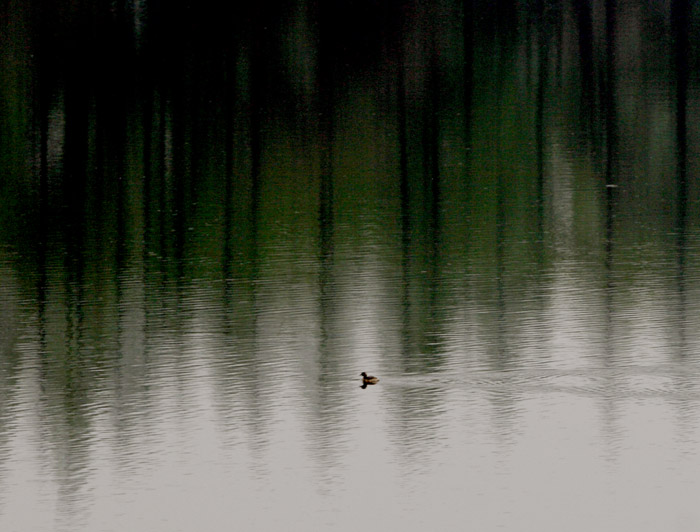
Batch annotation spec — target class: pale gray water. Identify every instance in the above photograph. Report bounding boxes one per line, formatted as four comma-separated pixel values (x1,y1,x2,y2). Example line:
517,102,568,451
2,225,700,531
2,0,700,530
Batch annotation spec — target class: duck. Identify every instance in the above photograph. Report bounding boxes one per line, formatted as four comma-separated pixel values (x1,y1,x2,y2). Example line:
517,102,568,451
360,372,379,385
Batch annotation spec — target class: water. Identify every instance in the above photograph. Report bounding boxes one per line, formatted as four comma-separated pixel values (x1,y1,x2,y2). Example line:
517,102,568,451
2,1,700,530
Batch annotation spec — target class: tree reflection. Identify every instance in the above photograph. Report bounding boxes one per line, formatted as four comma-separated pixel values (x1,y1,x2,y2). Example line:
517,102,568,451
0,2,700,526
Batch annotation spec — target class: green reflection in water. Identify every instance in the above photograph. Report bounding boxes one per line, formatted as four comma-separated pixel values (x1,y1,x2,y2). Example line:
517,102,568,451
1,1,700,530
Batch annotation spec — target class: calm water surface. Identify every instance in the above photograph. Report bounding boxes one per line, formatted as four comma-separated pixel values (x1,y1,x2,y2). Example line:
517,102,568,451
2,0,700,530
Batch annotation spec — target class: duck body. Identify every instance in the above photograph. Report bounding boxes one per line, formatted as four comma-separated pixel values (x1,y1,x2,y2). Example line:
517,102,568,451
360,372,379,384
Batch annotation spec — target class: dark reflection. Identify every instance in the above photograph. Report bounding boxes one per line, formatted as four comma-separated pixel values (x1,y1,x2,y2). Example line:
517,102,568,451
463,0,474,135
599,0,622,454
575,0,594,95
672,0,689,357
2,0,700,529
602,0,618,327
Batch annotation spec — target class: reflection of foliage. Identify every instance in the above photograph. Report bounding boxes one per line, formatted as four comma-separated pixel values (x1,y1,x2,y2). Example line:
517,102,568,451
1,0,698,351
0,2,698,509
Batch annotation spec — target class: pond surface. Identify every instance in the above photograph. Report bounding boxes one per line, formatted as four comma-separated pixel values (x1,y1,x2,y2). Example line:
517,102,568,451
2,1,700,530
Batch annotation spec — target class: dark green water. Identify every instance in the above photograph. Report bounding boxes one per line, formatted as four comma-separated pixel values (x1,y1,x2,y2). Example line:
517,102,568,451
2,1,700,530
